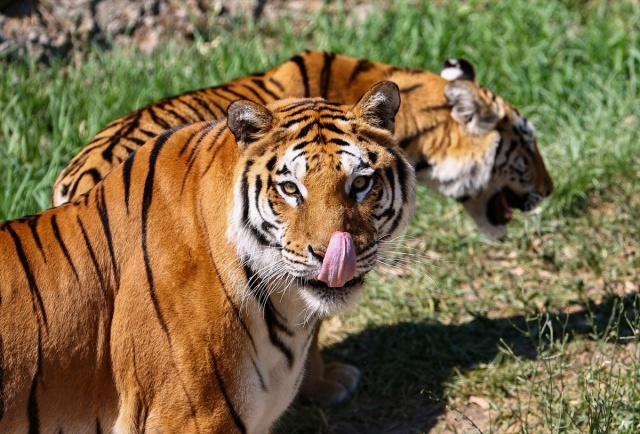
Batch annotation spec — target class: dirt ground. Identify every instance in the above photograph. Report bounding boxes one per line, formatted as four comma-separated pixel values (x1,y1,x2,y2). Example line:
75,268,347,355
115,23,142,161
0,0,338,62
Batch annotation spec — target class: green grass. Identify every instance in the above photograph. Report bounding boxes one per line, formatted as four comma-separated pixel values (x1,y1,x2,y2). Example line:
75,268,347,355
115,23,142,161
1,0,639,432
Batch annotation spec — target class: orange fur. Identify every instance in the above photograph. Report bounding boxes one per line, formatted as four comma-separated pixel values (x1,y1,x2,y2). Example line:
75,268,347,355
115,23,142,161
50,50,554,405
0,83,415,432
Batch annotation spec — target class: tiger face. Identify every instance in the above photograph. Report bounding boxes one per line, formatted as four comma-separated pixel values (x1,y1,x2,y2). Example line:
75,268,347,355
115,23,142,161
458,103,554,239
396,59,553,239
227,81,415,317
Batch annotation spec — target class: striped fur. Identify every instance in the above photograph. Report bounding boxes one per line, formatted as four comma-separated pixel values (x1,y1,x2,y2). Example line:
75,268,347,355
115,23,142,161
50,50,554,404
52,50,552,240
0,82,415,433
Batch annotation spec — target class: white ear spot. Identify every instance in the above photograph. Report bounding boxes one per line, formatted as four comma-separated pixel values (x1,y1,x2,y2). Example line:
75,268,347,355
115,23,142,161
441,60,465,81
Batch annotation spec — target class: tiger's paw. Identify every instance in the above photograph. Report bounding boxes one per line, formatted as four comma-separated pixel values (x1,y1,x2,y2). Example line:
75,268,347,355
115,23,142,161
303,362,361,406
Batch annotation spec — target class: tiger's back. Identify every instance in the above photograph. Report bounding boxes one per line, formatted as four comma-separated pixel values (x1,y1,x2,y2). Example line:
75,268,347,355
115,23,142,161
1,82,414,432
53,50,552,240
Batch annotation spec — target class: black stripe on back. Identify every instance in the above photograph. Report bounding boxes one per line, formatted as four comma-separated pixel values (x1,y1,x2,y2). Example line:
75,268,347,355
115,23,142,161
4,224,47,328
51,215,79,281
238,83,267,105
251,78,280,100
26,215,46,263
348,58,374,84
141,131,174,339
290,55,310,97
320,52,335,99
180,123,220,192
147,106,172,130
96,185,119,285
210,349,247,434
193,93,225,118
77,216,108,300
122,151,136,214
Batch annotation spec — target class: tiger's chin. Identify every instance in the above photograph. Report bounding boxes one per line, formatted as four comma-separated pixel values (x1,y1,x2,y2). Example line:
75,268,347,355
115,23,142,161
298,276,365,318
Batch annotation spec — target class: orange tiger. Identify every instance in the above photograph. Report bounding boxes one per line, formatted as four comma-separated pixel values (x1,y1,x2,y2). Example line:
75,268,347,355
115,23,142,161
0,82,415,432
51,50,554,405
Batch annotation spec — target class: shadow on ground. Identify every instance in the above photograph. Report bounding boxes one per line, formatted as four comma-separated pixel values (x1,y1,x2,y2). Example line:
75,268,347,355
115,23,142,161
275,291,639,434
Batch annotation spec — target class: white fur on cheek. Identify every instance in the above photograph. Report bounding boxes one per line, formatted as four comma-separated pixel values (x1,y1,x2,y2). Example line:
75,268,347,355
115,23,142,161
423,132,499,199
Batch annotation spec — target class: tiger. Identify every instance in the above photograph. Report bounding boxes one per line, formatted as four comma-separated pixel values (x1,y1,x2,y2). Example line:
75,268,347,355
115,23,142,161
0,82,415,433
50,50,554,405
53,51,553,241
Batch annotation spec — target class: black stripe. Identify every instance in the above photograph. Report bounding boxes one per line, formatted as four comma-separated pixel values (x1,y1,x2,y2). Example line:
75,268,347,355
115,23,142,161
141,131,174,338
250,357,267,392
200,126,229,178
175,97,207,122
147,106,172,130
26,215,46,263
68,168,102,202
238,83,267,104
322,122,347,135
398,123,442,149
180,123,219,192
77,216,108,300
219,85,261,104
268,77,286,93
295,121,316,140
399,83,423,93
159,101,190,125
290,55,310,97
348,58,374,84
51,215,79,281
251,78,280,100
96,185,119,285
96,419,103,434
192,94,225,118
122,151,135,213
320,52,335,99
5,224,47,327
210,349,247,434
27,335,42,434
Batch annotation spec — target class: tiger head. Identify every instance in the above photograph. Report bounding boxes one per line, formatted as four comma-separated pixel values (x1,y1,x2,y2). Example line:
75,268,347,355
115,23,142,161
226,81,415,317
396,59,553,239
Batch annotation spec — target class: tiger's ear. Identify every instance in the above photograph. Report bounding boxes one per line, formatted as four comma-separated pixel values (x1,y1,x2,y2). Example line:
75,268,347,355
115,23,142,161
440,59,476,82
445,80,500,135
227,100,275,148
353,81,401,133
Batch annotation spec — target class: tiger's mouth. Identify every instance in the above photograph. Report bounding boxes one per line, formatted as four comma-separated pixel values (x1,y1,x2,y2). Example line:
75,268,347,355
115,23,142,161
486,187,528,226
299,275,364,290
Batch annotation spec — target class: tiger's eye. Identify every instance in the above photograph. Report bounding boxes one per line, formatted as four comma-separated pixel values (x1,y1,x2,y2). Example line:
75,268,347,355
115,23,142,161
352,176,369,191
282,181,299,195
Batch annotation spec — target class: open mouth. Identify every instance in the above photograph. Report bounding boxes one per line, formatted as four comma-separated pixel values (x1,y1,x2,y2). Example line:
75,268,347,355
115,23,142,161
486,188,528,226
300,275,364,289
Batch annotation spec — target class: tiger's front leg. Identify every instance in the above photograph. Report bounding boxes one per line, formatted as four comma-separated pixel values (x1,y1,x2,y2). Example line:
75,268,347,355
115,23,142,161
299,321,361,405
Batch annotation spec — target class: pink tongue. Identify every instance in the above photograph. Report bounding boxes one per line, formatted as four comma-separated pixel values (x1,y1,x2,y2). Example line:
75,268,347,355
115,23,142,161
498,191,513,223
316,232,357,287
